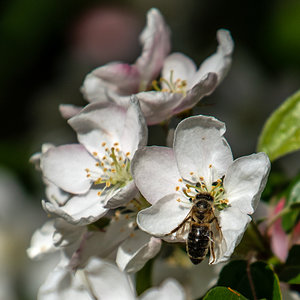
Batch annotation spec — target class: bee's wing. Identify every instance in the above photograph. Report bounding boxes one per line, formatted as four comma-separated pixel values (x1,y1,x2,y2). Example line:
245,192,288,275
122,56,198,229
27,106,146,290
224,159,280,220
163,210,192,243
209,217,227,264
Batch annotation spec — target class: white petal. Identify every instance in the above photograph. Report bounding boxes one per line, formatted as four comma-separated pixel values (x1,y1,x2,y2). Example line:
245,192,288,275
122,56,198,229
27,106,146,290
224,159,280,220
41,144,95,194
105,180,138,209
69,215,135,270
136,91,183,125
68,102,127,157
224,153,271,215
27,221,58,260
191,29,234,86
117,230,161,273
162,53,197,89
84,258,136,300
140,279,185,300
53,219,86,248
172,72,218,114
214,207,251,264
42,189,108,226
137,194,191,237
120,96,148,156
45,181,70,206
136,8,171,90
174,115,233,185
38,261,90,300
59,104,82,119
131,146,182,205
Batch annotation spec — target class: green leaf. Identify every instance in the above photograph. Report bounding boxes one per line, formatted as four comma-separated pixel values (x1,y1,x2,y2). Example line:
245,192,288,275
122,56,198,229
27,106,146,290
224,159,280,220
282,175,300,233
217,260,282,300
203,286,247,300
279,245,300,284
257,89,300,161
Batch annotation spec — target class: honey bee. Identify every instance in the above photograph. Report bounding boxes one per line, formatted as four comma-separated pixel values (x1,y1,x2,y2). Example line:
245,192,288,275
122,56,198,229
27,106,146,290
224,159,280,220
167,192,224,264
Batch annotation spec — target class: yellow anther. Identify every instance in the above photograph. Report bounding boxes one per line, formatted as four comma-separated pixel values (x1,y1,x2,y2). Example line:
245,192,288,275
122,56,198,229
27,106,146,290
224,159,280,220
102,156,107,160
126,152,130,157
106,181,111,187
190,172,194,175
114,142,119,146
85,168,90,172
105,147,109,152
178,178,183,182
93,152,98,156
101,142,106,147
122,164,126,168
103,168,107,172
175,186,180,191
177,198,181,202
130,233,135,238
97,191,102,196
209,164,212,168
95,162,100,166
86,174,91,178
111,169,116,173
200,177,204,181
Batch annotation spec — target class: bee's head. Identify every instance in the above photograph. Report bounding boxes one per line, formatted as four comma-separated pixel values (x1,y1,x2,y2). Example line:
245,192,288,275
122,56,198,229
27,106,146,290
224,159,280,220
194,193,213,210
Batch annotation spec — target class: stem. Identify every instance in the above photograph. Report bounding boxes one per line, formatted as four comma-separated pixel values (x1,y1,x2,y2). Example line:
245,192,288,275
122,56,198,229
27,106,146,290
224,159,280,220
247,259,257,300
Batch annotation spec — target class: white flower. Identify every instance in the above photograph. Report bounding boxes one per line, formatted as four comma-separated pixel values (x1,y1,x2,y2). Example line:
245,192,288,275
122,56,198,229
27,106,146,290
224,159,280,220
131,115,270,264
40,97,147,225
80,6,234,125
38,257,186,300
136,29,234,124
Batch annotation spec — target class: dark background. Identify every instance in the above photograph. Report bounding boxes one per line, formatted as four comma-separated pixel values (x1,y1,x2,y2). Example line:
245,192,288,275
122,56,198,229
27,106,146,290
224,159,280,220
0,0,299,298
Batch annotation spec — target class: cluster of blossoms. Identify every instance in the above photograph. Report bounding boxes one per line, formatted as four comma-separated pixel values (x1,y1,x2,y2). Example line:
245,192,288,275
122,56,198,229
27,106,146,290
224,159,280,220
28,8,271,299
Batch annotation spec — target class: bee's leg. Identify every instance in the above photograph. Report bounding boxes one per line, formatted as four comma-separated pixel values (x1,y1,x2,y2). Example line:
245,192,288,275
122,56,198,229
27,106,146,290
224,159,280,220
209,231,216,264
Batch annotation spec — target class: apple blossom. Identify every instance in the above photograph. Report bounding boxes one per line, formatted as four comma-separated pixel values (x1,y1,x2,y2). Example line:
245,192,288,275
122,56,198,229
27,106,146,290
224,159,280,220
80,7,234,125
131,115,270,264
38,257,185,300
39,97,147,225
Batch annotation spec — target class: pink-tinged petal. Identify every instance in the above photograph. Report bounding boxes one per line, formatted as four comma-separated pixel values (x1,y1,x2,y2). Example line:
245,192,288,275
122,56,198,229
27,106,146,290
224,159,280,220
191,29,234,86
224,153,270,215
59,104,82,119
137,194,191,237
105,180,138,209
136,91,183,125
42,189,108,226
136,8,171,90
41,144,96,194
81,73,113,103
91,62,140,95
140,279,185,300
69,215,135,270
68,102,127,157
269,199,289,261
116,230,161,273
174,115,233,185
161,53,197,89
120,96,148,156
131,146,182,205
214,207,251,264
172,72,218,114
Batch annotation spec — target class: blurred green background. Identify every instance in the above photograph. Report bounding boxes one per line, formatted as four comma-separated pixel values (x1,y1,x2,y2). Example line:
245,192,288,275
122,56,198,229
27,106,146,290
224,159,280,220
0,0,299,298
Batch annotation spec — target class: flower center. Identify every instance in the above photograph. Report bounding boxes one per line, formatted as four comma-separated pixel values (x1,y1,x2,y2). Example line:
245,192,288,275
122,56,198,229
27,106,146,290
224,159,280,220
85,142,132,197
175,175,229,211
152,70,187,96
